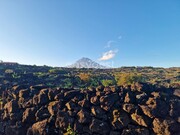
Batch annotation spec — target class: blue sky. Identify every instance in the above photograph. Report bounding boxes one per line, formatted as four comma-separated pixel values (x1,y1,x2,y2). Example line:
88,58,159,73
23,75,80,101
0,0,180,67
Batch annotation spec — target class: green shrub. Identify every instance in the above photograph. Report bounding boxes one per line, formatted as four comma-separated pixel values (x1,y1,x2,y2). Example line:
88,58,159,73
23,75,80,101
65,124,76,135
115,73,145,86
49,68,67,75
101,79,115,87
12,73,20,78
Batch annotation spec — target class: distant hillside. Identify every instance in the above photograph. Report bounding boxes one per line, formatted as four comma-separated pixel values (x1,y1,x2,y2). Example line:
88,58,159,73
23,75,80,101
67,57,107,69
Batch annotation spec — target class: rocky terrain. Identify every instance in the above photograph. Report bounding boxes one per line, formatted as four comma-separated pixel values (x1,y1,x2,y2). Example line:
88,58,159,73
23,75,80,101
0,63,179,135
0,82,180,135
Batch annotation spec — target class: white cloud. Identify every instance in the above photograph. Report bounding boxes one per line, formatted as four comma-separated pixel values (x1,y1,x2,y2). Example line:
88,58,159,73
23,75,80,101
105,40,116,48
99,50,118,61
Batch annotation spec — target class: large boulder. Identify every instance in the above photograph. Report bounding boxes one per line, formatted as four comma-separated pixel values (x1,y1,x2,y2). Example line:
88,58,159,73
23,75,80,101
32,95,38,105
153,118,180,135
78,99,90,109
65,100,77,111
109,131,120,135
136,92,148,104
48,101,61,116
122,126,149,135
173,89,180,97
77,109,91,124
9,112,23,122
73,121,84,134
22,99,33,108
89,118,110,135
100,93,119,111
122,103,138,114
18,97,33,109
4,100,18,113
12,85,29,94
111,110,130,130
55,111,73,130
30,85,47,91
22,107,37,124
35,106,51,121
5,123,26,135
169,99,180,118
96,85,104,92
19,89,30,99
124,92,136,103
48,89,60,101
90,96,100,105
96,91,105,97
91,106,107,120
104,86,113,95
37,89,49,106
27,119,48,135
64,90,81,101
131,112,151,127
54,92,64,101
145,97,169,118
130,82,153,93
139,105,153,118
0,122,5,134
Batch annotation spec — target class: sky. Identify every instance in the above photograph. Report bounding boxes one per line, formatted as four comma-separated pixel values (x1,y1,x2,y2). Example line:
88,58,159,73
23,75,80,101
0,0,180,68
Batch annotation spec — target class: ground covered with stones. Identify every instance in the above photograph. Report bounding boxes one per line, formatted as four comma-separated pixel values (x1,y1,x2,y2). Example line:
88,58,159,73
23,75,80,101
0,83,180,135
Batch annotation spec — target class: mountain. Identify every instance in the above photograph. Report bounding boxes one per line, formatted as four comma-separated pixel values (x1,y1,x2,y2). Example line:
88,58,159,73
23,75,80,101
67,57,107,69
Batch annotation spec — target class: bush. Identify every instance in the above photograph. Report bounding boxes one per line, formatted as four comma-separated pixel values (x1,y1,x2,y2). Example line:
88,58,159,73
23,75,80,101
49,68,67,75
101,79,115,87
115,73,145,86
78,73,91,82
65,124,76,135
5,69,14,74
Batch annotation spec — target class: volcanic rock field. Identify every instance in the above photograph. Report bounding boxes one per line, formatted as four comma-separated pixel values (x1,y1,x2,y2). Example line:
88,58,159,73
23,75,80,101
0,64,179,135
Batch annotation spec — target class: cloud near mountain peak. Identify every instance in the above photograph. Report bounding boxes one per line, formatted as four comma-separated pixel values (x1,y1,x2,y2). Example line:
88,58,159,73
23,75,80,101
99,50,118,61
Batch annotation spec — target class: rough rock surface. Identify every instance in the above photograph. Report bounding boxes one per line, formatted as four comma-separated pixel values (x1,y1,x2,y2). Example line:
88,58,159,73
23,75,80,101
0,83,180,135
